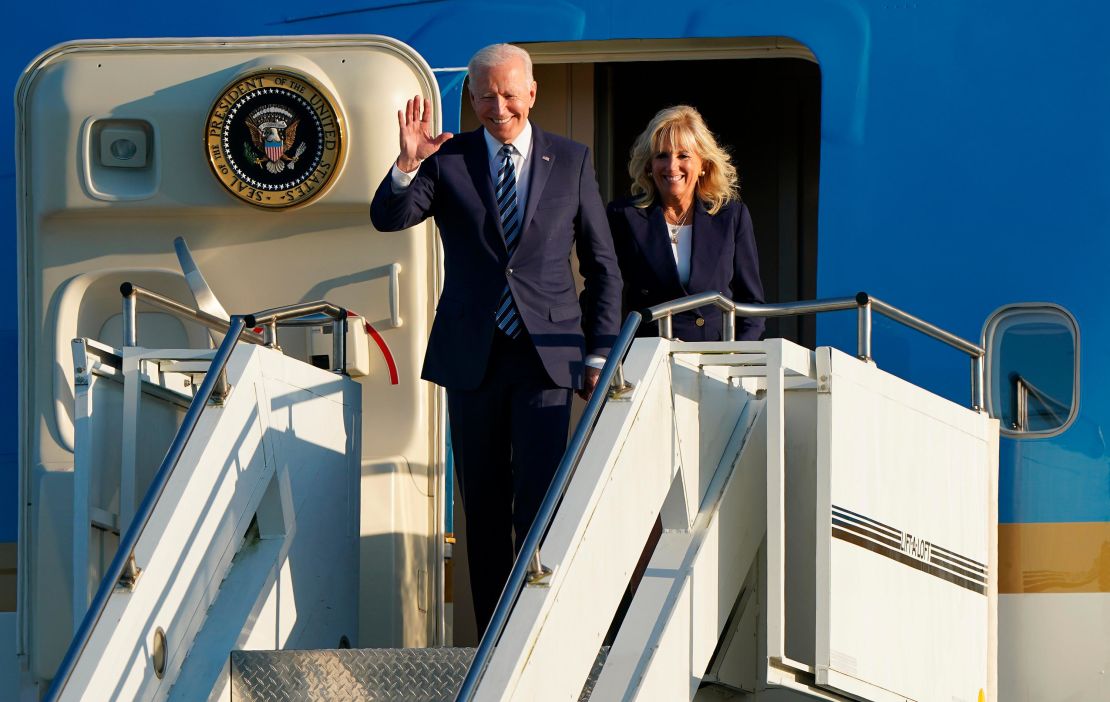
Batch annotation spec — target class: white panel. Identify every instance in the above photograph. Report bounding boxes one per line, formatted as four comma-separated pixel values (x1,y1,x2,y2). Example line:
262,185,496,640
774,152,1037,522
765,341,787,662
783,388,818,667
359,456,431,646
71,370,94,632
815,347,996,702
670,356,747,529
999,594,1110,702
636,577,695,700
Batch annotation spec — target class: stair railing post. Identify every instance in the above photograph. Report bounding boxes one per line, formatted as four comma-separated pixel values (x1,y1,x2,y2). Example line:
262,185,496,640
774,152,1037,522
856,292,872,362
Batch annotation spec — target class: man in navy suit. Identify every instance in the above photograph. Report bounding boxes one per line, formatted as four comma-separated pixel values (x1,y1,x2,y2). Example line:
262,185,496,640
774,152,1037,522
370,43,622,635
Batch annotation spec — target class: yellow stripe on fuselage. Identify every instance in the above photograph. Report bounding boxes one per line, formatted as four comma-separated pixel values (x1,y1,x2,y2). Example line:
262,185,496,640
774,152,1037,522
999,522,1110,593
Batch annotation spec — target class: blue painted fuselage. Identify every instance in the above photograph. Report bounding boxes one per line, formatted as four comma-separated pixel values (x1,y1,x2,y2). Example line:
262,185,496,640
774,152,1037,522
3,1,1106,695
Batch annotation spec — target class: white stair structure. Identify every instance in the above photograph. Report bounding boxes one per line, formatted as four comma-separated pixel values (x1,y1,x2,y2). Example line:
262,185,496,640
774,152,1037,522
462,336,998,702
58,332,361,701
225,330,998,701
21,208,999,702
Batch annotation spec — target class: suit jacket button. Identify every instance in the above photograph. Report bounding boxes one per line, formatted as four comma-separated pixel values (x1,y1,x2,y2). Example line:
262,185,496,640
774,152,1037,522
695,317,705,327
506,268,513,276
640,288,649,295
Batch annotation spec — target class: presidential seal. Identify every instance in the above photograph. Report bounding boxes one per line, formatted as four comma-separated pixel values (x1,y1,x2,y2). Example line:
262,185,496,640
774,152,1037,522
206,70,344,209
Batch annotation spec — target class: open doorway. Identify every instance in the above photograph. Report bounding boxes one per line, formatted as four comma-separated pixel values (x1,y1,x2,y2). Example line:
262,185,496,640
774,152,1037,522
453,39,822,645
596,56,820,344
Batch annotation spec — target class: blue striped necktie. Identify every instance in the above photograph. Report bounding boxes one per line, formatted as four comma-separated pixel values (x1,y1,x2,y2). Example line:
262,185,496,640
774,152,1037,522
494,144,522,338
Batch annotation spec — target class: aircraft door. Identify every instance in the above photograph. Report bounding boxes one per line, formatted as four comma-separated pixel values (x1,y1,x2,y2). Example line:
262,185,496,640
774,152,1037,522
16,36,445,683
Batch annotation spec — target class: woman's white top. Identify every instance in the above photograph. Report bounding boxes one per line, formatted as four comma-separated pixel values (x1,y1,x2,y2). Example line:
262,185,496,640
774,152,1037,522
669,224,693,286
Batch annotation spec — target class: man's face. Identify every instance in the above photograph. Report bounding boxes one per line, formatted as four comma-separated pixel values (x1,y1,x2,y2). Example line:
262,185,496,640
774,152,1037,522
469,57,537,143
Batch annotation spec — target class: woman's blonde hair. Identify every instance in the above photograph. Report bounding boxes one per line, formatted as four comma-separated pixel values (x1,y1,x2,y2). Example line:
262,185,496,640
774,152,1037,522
627,105,739,215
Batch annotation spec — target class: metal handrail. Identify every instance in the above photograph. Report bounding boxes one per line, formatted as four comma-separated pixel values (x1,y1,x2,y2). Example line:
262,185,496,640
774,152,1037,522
121,283,348,374
121,282,266,346
645,291,862,342
45,299,350,702
645,291,985,410
245,302,349,373
1010,372,1069,431
455,291,985,701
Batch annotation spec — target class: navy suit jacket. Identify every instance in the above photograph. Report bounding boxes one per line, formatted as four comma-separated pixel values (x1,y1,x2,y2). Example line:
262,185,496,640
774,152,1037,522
371,125,622,390
607,197,765,341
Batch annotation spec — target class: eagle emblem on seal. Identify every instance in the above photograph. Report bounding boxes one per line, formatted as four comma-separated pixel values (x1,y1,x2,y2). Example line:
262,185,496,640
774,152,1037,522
244,106,308,174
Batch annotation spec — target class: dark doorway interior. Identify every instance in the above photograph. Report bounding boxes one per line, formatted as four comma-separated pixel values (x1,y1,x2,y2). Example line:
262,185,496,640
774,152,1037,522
453,55,821,643
596,58,821,346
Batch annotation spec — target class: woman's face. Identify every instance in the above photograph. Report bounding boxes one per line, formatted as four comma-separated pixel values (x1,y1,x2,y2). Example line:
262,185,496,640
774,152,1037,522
651,138,703,207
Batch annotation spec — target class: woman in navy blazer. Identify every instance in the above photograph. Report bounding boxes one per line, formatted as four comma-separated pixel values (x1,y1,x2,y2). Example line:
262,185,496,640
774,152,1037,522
607,105,765,341
607,108,767,623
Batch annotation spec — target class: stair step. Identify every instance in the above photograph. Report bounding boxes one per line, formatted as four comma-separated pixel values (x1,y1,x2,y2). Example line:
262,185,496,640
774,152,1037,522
230,646,609,701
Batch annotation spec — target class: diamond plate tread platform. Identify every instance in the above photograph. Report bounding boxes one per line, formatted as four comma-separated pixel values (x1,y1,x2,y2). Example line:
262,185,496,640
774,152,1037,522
230,646,609,701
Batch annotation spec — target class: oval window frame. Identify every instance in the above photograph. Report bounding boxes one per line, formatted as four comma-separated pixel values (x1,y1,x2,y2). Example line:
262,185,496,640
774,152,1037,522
982,302,1080,438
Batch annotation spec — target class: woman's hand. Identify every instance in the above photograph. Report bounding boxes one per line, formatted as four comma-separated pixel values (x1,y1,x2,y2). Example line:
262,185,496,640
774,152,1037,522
397,95,453,172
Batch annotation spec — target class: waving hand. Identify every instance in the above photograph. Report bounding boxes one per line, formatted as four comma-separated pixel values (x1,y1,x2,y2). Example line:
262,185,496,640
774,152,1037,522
397,95,453,172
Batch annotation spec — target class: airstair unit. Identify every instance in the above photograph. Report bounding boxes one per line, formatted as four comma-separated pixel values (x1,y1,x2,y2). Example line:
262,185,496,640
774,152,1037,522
34,282,998,701
435,294,999,702
226,295,998,702
62,302,361,701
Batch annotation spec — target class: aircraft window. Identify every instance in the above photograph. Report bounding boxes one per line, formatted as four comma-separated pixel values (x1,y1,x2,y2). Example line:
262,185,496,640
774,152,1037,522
983,304,1079,437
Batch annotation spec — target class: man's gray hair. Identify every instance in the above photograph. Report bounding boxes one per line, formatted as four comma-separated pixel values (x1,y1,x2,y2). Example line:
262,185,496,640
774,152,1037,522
467,43,534,92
